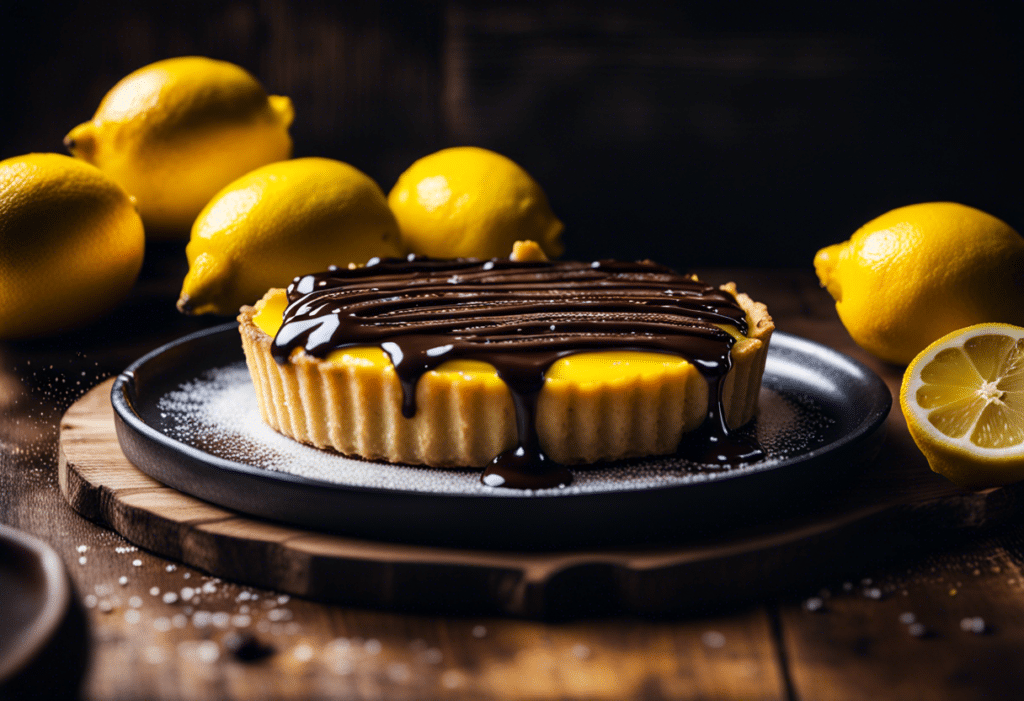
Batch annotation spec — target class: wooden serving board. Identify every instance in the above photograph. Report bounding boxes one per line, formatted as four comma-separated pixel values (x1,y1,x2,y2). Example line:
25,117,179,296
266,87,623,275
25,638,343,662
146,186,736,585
57,378,1024,617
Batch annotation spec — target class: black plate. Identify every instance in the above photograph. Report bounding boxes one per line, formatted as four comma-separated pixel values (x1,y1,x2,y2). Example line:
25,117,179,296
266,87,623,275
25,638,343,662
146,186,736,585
112,324,891,549
0,524,82,698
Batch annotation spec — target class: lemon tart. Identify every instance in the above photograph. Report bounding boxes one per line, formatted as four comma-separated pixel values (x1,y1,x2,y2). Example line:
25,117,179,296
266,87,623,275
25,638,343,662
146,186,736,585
238,252,773,488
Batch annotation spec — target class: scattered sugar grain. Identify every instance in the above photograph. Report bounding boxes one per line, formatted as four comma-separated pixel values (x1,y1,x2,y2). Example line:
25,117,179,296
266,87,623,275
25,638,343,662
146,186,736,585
156,365,835,497
181,587,195,601
908,623,930,638
78,556,87,565
701,631,726,648
149,587,160,597
292,643,315,662
153,617,172,632
364,639,382,655
129,596,143,608
387,663,411,683
899,612,917,625
118,576,129,586
98,600,114,613
132,559,142,567
83,595,98,609
77,545,88,553
803,597,825,612
960,617,986,634
182,640,220,664
172,614,188,628
327,638,351,655
124,610,141,625
212,612,231,629
162,592,179,605
471,625,487,638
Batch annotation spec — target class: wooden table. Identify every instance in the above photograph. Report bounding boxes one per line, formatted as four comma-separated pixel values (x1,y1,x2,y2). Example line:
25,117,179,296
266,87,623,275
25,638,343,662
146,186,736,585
3,257,1024,700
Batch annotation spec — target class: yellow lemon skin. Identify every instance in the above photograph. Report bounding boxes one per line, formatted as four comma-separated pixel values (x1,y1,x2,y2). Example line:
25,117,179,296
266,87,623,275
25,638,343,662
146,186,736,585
388,146,564,259
0,153,145,338
178,157,404,316
815,202,1024,365
64,56,293,240
900,323,1024,489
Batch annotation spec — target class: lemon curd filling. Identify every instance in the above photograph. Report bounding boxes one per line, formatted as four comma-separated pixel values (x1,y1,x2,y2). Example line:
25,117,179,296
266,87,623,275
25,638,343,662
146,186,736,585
254,286,717,389
239,256,773,488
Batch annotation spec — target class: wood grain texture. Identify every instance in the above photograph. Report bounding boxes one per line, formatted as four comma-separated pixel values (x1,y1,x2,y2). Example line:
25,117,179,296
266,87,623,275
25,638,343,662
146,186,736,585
59,351,1024,619
778,536,1024,701
4,266,1024,699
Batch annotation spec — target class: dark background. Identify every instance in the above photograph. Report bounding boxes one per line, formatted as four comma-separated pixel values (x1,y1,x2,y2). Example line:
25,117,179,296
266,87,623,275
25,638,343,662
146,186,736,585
1,0,1021,269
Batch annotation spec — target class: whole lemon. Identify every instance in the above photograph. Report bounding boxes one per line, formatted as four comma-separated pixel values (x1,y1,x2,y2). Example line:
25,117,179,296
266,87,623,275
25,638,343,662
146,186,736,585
64,56,293,239
388,146,564,259
0,153,145,338
814,202,1024,365
177,157,404,316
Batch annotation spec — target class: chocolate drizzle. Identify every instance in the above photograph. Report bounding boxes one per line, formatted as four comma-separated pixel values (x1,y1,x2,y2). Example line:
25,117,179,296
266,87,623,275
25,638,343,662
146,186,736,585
271,255,764,488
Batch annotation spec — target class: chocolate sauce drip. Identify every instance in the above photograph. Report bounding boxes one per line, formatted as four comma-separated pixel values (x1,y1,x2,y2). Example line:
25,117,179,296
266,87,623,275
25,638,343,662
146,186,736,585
271,255,763,488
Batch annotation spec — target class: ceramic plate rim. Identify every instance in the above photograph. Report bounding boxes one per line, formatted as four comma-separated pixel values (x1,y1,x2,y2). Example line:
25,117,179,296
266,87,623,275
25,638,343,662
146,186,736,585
111,323,891,501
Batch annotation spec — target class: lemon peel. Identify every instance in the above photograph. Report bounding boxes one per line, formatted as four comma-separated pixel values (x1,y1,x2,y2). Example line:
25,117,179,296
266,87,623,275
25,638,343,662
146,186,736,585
0,153,144,338
814,202,1024,365
178,157,403,316
65,56,293,239
388,147,563,260
900,323,1024,489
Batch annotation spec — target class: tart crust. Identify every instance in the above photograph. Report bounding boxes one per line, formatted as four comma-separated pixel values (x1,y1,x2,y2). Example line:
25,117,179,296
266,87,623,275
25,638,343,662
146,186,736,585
238,282,773,467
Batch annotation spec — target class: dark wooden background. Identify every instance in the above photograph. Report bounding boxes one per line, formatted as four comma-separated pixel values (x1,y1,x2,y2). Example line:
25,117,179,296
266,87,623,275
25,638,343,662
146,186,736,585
1,1,1021,269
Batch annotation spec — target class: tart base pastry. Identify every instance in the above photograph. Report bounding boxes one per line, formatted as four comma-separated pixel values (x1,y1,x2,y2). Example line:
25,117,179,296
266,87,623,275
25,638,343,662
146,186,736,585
238,274,773,470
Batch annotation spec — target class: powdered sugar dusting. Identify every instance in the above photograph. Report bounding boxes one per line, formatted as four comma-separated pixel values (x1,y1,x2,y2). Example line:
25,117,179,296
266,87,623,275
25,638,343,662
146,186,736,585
155,362,833,497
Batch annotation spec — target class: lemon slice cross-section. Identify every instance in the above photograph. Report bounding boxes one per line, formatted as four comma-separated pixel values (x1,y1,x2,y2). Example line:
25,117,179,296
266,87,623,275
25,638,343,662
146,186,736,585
900,323,1024,489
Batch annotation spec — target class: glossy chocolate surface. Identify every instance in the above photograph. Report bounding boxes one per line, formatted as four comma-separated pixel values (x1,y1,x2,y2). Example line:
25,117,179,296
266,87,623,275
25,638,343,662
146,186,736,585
271,255,761,488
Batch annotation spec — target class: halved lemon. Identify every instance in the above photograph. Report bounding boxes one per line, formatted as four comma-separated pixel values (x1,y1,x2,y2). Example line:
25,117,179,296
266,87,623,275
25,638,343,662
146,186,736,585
900,323,1024,489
